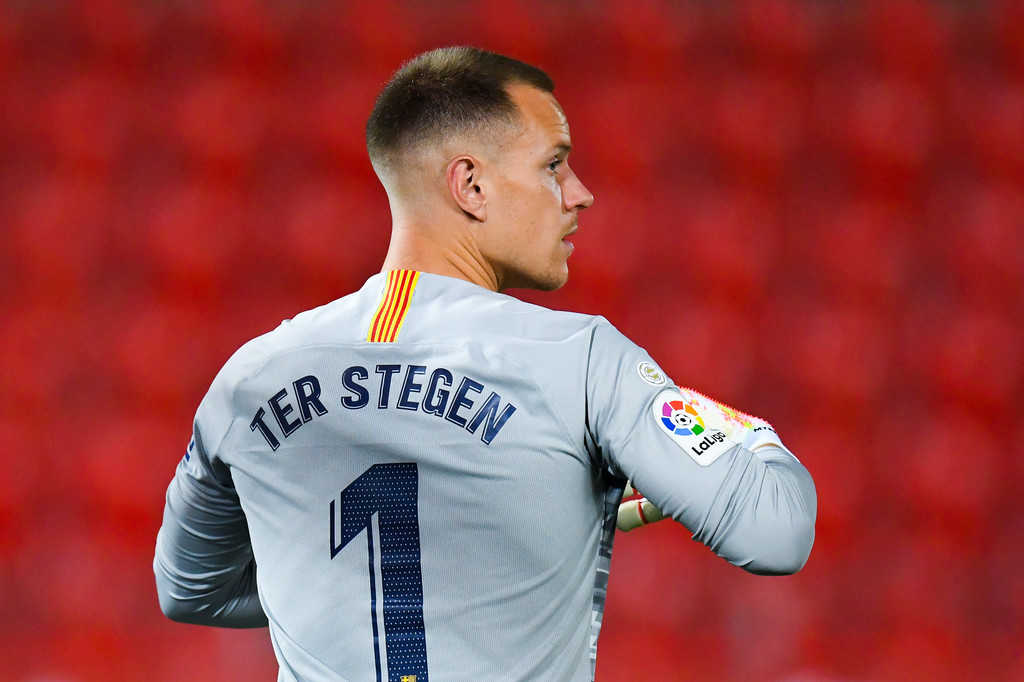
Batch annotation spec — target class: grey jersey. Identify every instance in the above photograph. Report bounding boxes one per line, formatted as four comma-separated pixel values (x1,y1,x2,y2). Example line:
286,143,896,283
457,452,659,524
155,271,816,682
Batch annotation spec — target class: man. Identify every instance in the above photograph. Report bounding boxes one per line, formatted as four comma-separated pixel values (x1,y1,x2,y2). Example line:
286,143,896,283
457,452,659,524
155,47,816,681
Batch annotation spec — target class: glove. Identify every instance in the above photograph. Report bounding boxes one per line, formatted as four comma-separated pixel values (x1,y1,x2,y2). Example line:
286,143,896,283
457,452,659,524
616,481,666,532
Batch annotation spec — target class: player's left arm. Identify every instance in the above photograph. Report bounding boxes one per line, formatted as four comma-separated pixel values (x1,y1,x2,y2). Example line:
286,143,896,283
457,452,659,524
587,319,816,575
154,432,268,628
615,388,817,575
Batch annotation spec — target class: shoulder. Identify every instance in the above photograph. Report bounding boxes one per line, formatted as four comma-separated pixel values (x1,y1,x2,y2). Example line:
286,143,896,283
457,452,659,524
196,288,371,428
219,275,390,380
414,274,612,345
222,299,353,376
492,296,607,340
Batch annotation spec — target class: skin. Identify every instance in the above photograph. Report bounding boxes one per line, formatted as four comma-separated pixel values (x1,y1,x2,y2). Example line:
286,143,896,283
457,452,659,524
379,84,595,291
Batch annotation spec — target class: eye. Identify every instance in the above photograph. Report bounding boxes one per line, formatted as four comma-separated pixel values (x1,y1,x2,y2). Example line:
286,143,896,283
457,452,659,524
548,159,563,173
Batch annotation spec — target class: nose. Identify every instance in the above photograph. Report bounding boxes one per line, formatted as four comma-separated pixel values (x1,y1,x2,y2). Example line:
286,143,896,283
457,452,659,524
564,166,594,211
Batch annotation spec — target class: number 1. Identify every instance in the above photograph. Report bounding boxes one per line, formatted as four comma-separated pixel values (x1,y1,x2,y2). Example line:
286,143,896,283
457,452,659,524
329,463,429,682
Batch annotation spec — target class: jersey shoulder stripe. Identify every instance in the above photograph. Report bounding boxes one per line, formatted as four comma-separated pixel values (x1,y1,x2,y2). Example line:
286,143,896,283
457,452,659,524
367,269,420,343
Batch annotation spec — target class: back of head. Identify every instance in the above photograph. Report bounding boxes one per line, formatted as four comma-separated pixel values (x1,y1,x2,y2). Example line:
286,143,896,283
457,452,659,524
366,46,554,179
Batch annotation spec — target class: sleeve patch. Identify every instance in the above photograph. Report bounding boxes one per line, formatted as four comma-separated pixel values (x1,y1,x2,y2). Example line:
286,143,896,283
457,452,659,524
636,361,667,386
651,389,733,466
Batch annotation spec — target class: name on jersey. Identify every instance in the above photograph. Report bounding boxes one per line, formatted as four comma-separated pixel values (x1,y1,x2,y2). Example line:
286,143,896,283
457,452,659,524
249,366,517,450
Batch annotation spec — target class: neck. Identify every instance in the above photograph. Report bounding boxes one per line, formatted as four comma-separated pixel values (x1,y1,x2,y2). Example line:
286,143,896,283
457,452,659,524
381,223,499,292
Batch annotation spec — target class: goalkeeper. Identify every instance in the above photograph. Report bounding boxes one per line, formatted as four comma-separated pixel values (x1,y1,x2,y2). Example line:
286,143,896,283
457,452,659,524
155,47,816,682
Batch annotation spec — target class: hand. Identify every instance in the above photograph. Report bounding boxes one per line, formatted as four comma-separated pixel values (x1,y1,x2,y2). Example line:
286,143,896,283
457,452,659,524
616,481,666,532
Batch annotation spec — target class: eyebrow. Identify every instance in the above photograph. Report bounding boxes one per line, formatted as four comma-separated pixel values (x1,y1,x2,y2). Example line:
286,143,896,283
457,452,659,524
550,142,572,157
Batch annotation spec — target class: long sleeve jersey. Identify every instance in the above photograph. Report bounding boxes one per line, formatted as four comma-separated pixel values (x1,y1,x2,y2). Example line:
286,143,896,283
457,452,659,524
155,270,816,682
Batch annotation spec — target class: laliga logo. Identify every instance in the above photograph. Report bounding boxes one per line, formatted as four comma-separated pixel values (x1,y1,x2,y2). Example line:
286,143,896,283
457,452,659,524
652,390,731,466
661,399,705,436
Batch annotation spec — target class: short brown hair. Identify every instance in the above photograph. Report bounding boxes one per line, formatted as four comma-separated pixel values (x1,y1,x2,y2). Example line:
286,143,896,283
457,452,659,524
366,46,554,174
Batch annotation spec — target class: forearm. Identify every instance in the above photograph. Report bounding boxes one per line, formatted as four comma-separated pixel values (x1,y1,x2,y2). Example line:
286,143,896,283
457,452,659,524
154,474,268,628
622,438,816,575
692,444,816,575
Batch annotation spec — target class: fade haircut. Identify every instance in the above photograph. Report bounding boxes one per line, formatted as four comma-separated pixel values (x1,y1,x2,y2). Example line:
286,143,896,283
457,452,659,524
366,46,555,176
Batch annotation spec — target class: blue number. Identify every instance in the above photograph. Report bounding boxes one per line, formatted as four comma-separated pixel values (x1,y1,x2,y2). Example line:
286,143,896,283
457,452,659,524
329,463,429,682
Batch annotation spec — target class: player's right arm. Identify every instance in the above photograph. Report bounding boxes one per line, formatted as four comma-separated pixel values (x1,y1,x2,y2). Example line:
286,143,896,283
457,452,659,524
154,344,271,628
587,319,817,575
154,428,268,628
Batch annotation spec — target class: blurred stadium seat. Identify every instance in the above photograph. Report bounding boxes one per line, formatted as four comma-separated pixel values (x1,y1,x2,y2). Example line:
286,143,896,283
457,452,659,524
0,1,1020,679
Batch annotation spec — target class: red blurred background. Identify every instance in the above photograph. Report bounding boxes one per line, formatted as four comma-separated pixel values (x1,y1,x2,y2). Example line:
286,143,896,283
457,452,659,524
1,0,1022,679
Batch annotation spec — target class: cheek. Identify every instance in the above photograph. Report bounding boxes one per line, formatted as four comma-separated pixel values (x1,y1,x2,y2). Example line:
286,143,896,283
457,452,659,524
537,181,565,224
548,176,564,204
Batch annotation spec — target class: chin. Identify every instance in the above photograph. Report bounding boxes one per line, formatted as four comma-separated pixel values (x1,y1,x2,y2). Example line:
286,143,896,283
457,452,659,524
503,268,568,292
535,278,566,292
536,269,569,292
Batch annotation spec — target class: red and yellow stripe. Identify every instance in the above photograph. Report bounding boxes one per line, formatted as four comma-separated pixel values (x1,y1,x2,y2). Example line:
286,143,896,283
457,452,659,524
367,270,421,342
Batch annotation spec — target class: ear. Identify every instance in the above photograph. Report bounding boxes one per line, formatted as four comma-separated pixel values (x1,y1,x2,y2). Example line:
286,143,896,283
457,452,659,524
446,155,487,222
